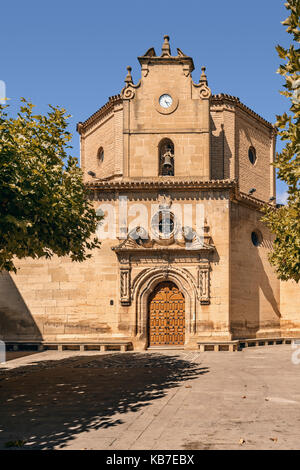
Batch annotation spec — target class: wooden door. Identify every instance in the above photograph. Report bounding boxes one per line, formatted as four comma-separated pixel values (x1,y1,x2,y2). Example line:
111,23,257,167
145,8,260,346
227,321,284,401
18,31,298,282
149,281,185,346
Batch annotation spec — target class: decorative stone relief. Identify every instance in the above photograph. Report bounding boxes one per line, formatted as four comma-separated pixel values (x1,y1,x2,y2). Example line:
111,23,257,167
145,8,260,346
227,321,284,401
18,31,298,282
192,66,212,100
121,65,141,100
122,88,135,100
198,84,211,100
158,193,172,209
113,218,214,306
198,263,210,304
120,268,131,305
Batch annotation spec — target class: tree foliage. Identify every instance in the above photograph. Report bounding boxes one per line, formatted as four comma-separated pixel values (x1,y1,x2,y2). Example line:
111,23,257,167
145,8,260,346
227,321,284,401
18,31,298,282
0,99,101,272
262,0,300,283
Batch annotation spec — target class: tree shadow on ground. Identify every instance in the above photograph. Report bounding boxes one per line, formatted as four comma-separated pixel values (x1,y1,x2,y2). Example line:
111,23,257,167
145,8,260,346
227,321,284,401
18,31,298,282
0,352,209,449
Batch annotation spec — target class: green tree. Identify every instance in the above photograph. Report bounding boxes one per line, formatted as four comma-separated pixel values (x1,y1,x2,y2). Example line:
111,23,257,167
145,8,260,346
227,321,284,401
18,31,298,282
0,98,101,272
262,0,300,283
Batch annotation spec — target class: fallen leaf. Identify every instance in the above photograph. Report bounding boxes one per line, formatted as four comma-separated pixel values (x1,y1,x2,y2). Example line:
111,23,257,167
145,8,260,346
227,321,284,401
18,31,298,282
5,440,26,448
270,437,278,442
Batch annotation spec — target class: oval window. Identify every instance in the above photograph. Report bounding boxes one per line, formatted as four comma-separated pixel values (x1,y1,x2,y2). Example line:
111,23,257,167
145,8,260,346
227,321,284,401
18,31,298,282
251,230,262,247
248,147,256,165
97,147,104,164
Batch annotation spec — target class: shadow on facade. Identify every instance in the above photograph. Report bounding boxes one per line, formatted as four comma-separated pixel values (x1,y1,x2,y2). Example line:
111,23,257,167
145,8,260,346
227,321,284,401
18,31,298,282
210,119,232,180
0,353,209,449
0,273,42,342
230,247,281,339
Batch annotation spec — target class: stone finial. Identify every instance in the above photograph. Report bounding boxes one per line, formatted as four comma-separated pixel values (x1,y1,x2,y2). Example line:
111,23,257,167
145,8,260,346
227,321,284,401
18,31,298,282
125,66,133,85
143,47,156,57
200,66,208,85
161,35,171,56
177,48,187,57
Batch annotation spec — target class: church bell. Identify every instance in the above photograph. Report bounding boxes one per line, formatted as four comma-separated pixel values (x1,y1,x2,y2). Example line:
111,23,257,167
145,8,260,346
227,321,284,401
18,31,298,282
162,152,173,169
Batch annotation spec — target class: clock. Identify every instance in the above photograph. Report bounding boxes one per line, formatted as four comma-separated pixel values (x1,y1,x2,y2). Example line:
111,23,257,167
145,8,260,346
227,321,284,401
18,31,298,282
159,94,173,109
154,92,178,114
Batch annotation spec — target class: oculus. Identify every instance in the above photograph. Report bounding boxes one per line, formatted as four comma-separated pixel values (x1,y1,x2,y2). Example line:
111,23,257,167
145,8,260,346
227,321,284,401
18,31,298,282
151,210,176,239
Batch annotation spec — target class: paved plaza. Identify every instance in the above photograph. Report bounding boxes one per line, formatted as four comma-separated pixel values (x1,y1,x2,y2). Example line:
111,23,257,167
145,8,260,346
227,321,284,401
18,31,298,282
0,345,300,450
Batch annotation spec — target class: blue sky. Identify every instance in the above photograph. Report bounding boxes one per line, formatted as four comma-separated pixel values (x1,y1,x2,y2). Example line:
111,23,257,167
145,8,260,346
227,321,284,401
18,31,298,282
1,0,291,202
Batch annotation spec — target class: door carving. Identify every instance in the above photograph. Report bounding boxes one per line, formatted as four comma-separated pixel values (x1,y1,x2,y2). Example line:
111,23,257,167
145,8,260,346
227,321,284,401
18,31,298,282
148,281,185,346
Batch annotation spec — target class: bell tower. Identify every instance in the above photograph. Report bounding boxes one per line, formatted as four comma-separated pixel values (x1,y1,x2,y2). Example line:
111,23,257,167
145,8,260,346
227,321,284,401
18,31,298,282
121,36,212,180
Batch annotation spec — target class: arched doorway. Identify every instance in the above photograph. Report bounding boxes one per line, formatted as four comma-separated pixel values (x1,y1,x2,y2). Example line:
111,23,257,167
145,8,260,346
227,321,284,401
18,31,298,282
148,281,185,346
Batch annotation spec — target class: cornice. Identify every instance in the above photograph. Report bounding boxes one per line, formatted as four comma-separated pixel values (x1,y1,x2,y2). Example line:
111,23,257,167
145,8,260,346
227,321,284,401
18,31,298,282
87,178,275,211
138,55,194,72
77,94,122,134
86,178,237,191
236,191,272,210
112,245,213,254
211,93,276,132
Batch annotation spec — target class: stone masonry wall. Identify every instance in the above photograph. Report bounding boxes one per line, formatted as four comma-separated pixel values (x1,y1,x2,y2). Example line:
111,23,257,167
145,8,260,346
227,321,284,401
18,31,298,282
280,280,300,336
230,203,281,339
236,109,273,201
82,104,123,183
0,192,231,346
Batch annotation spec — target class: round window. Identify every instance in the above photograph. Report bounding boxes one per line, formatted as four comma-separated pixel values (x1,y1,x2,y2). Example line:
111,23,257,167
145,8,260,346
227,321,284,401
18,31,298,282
248,147,256,165
151,210,175,238
158,213,174,235
251,230,262,247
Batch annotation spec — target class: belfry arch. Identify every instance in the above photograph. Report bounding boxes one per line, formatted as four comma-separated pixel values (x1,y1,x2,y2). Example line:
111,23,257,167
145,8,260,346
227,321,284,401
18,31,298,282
158,138,174,176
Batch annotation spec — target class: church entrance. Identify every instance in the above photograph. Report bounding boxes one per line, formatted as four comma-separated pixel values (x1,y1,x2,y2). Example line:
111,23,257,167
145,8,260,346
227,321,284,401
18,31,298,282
148,281,185,346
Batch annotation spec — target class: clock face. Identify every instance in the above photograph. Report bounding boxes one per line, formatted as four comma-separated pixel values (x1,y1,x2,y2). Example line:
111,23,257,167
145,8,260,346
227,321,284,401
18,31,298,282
159,94,173,109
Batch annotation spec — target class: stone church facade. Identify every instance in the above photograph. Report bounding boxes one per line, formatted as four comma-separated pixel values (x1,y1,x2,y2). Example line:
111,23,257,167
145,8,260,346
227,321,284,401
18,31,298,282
0,37,299,351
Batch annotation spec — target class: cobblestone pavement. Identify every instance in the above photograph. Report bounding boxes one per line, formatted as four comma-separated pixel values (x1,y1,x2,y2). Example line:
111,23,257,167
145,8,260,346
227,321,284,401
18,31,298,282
0,346,300,450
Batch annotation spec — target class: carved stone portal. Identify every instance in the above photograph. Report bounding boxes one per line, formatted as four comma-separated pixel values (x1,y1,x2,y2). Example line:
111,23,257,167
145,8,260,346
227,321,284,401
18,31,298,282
114,217,214,307
117,251,212,307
